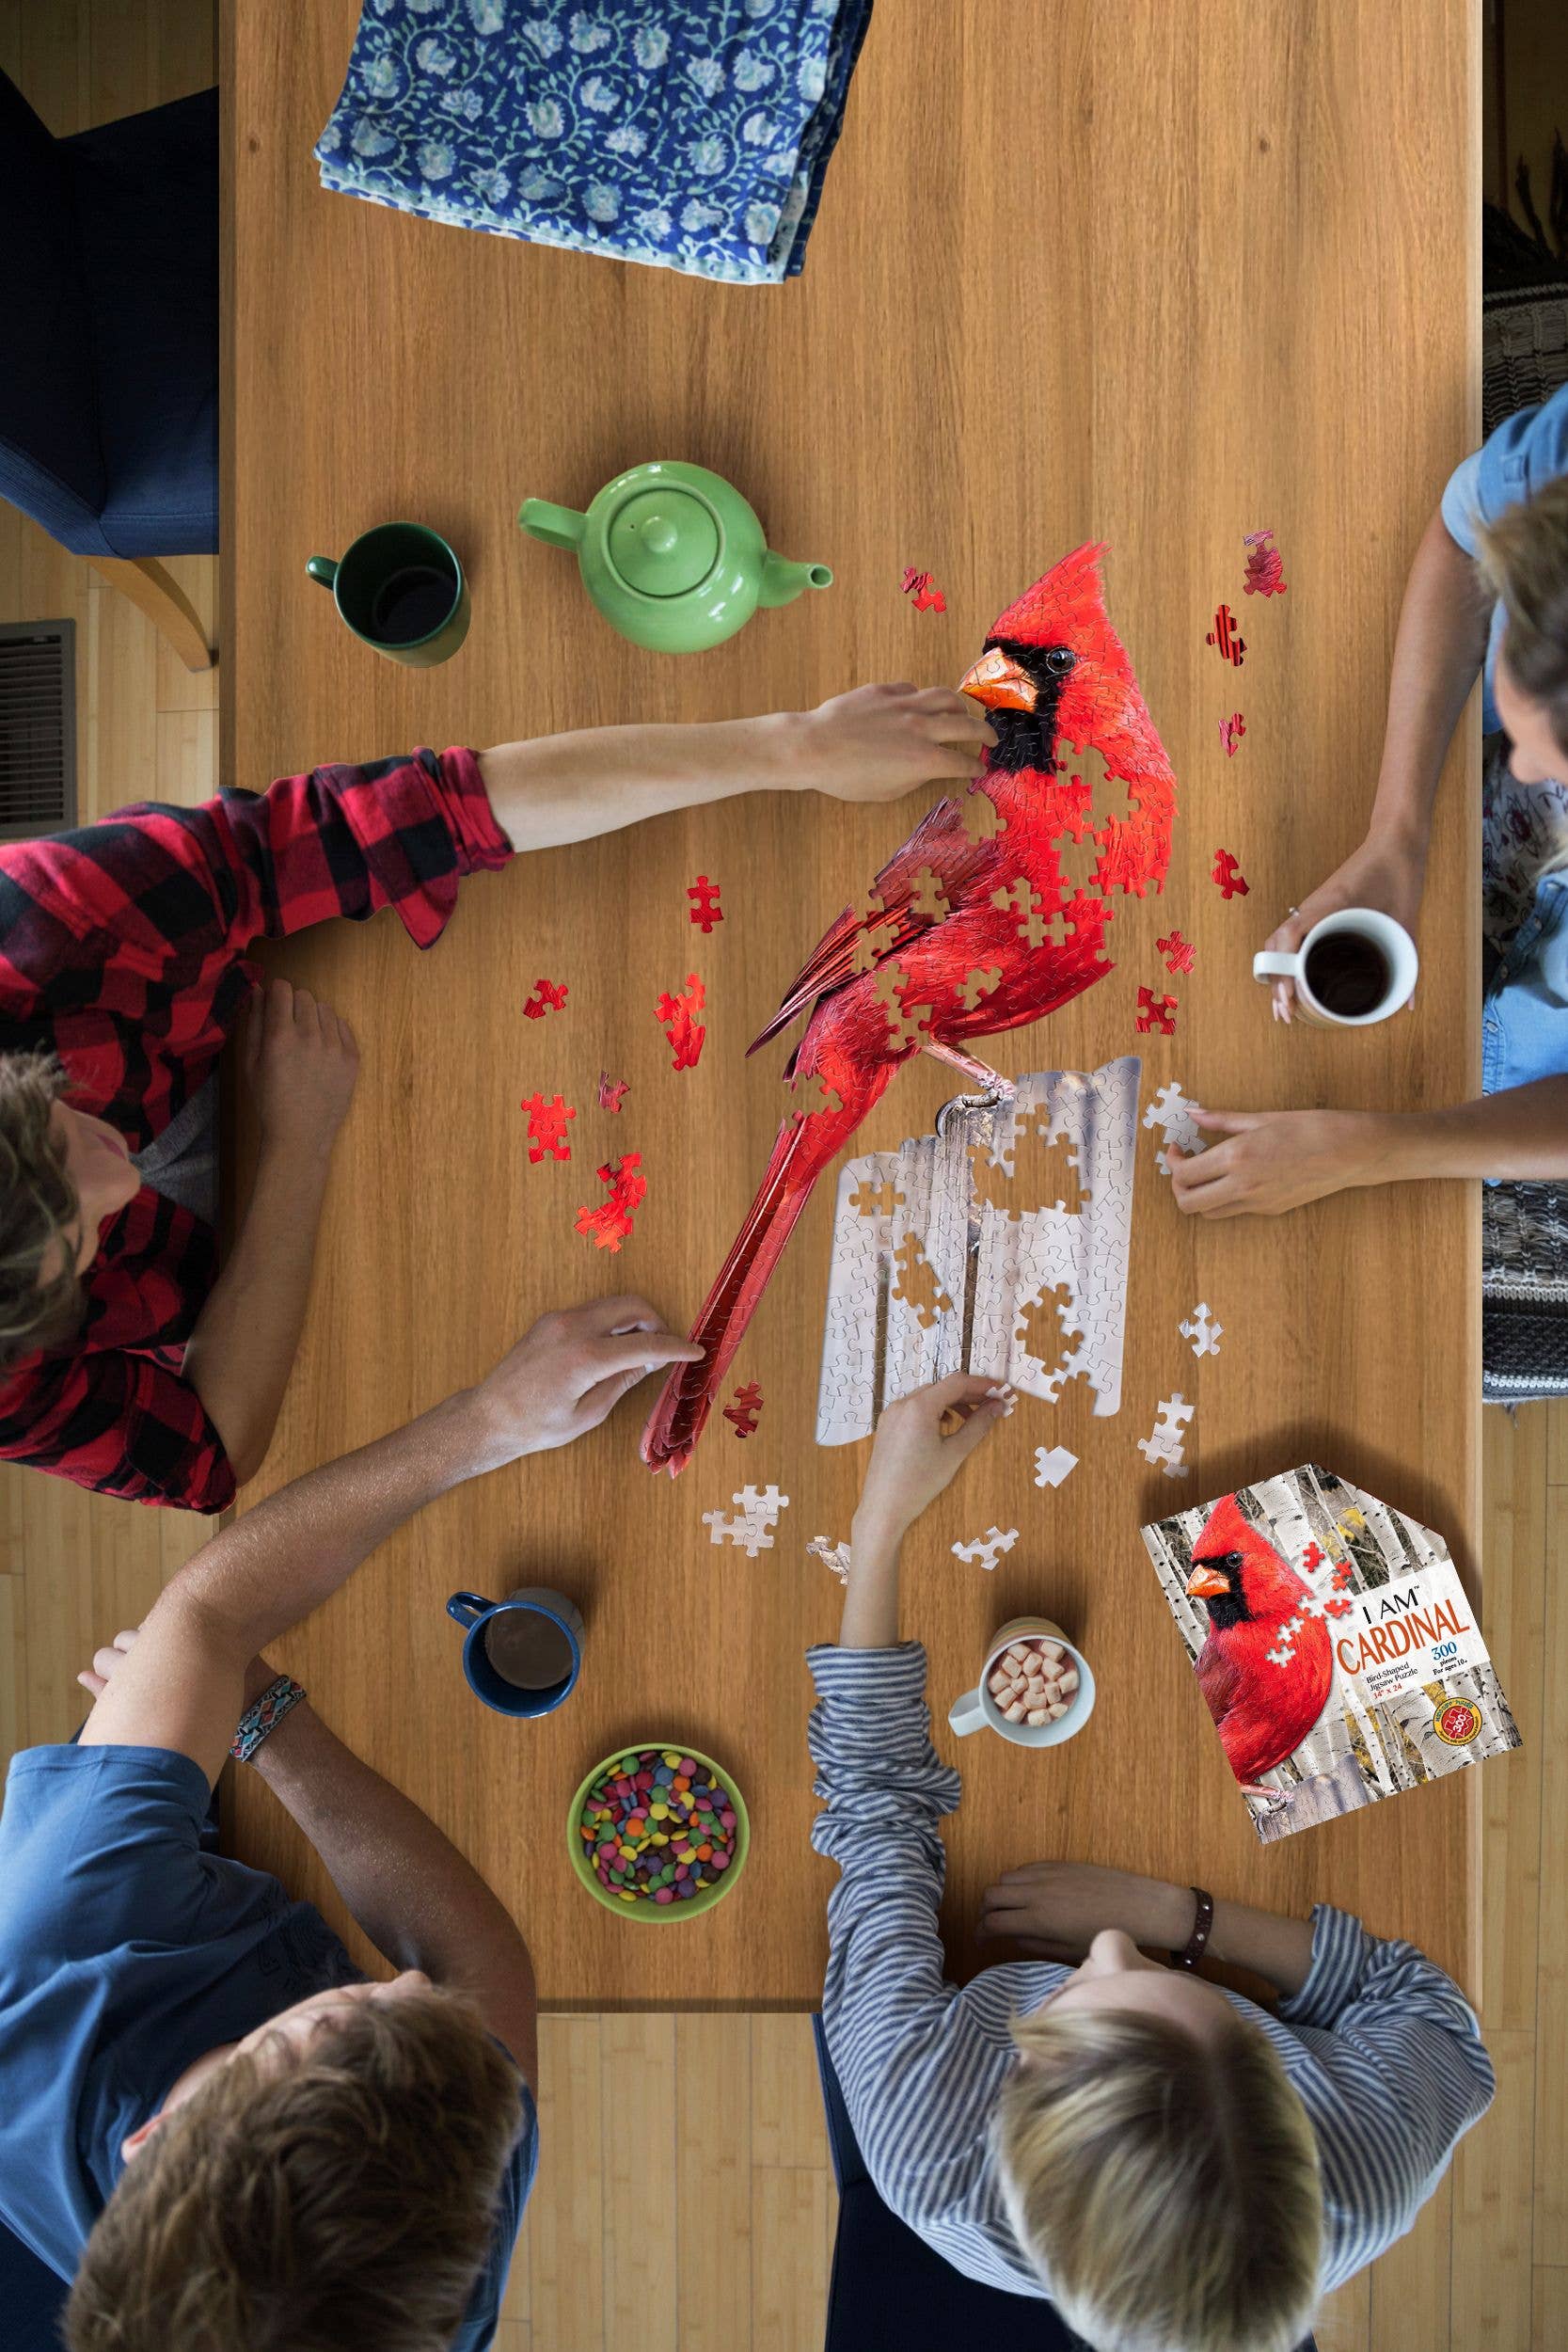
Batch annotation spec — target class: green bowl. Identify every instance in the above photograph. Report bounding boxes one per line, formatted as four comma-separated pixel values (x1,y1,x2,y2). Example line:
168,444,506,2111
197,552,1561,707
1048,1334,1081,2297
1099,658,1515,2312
566,1740,751,1924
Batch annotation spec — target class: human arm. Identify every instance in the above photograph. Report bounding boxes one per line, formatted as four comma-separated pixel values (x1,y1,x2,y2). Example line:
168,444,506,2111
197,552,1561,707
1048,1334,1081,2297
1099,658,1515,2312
975,1862,1314,1995
76,1295,702,1780
1167,1075,1568,1217
474,684,995,851
838,1372,1008,1645
1259,505,1491,1016
180,979,358,1484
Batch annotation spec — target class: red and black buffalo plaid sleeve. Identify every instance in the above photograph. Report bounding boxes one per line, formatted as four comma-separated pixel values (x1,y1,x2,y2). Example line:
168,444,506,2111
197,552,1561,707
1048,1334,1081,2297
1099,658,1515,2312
0,746,511,1508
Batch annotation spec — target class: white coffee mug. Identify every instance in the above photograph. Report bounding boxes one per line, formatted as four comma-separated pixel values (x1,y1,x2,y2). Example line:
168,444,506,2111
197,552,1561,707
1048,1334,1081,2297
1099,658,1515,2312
947,1615,1097,1749
1252,907,1418,1026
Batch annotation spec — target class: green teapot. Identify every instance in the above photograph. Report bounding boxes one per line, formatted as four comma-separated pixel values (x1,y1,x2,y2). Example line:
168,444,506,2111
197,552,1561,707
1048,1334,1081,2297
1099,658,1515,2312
517,460,832,654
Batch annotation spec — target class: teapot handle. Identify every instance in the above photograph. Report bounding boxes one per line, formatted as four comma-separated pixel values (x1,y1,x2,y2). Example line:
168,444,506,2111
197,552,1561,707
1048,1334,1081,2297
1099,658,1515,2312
517,498,588,550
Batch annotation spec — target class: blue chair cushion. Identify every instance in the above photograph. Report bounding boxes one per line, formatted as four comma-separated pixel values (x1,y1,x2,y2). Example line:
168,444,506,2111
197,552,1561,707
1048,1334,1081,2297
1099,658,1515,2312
0,2219,68,2352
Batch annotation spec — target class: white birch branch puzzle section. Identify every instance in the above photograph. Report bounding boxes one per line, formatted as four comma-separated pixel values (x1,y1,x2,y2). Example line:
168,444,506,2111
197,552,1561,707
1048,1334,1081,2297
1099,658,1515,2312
1142,1464,1521,1846
816,1057,1141,1446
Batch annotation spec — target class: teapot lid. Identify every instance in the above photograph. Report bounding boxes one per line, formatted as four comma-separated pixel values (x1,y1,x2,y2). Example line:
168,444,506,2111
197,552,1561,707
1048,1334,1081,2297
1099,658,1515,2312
606,487,720,598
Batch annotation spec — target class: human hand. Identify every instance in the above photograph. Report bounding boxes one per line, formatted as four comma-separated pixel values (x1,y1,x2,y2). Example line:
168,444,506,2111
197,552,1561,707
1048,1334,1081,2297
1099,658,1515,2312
851,1372,1007,1553
467,1295,704,1465
1168,1106,1400,1217
1259,833,1424,1021
76,1625,139,1698
976,1861,1192,1961
245,978,360,1152
785,683,997,803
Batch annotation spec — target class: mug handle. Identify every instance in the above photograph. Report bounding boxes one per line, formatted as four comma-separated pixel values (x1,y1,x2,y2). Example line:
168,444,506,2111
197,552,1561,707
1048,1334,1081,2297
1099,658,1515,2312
946,1688,987,1737
306,555,339,590
1251,950,1300,980
446,1591,494,1628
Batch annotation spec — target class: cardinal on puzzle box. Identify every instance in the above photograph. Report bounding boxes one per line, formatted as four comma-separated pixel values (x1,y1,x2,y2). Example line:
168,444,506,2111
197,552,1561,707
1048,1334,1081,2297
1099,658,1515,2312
1141,1464,1521,1845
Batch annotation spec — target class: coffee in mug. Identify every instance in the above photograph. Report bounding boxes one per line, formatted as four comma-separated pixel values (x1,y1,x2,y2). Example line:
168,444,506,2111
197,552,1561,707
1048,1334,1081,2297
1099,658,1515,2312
1253,908,1417,1027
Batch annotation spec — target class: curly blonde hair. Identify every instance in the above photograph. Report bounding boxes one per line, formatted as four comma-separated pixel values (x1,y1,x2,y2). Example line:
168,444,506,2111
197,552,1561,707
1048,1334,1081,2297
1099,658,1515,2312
996,2002,1323,2352
65,1984,527,2352
0,1051,87,1366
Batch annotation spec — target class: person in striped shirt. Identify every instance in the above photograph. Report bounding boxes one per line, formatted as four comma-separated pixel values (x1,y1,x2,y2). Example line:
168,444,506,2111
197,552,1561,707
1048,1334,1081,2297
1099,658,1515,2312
808,1371,1496,2352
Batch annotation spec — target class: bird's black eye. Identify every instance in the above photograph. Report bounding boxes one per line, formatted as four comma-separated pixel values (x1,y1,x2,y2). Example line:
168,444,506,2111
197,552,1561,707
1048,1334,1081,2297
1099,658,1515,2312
1044,647,1076,677
1222,1552,1243,1568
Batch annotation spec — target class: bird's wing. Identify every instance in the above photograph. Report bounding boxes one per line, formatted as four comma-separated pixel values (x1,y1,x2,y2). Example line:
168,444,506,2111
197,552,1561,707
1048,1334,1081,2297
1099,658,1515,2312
748,790,1001,1053
1194,1637,1243,1733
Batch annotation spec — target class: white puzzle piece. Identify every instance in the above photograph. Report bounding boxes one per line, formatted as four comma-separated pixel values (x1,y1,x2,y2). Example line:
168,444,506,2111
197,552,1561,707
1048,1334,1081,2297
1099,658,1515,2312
816,1057,1142,1445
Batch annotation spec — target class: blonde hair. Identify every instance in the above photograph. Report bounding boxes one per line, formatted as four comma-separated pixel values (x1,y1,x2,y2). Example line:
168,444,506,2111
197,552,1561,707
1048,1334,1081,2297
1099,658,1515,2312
0,1050,87,1366
65,1985,525,2352
996,2003,1323,2352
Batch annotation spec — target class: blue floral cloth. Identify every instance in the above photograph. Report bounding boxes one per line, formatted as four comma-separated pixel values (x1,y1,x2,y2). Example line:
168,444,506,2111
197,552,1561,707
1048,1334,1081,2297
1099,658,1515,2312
315,0,875,282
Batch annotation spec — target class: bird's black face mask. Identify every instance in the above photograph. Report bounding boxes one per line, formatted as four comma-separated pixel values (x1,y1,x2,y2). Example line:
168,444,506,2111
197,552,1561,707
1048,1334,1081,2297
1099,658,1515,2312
983,639,1077,776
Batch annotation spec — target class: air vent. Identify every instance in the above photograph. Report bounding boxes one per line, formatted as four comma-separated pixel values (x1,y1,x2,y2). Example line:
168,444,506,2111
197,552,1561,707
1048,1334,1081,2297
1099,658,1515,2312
0,621,76,841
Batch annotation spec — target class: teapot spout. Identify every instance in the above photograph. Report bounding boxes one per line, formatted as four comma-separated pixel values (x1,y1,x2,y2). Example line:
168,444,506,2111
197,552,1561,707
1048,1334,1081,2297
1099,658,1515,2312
757,551,833,609
518,497,589,551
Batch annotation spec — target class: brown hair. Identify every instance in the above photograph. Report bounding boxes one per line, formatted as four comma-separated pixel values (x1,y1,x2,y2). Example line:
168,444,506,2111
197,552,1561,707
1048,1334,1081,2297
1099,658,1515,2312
65,1985,526,2352
1476,474,1568,764
0,1051,86,1366
996,2003,1323,2352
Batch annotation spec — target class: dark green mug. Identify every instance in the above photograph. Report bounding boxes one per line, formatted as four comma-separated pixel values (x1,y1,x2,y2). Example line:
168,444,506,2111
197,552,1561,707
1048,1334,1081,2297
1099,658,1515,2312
307,521,469,665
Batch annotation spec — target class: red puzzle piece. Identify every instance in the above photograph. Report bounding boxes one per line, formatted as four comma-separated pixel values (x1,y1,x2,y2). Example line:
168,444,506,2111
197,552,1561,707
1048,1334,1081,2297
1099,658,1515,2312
1243,528,1288,597
1134,986,1178,1036
1205,604,1246,666
597,1071,629,1114
521,1091,576,1162
1301,1541,1324,1572
1219,712,1245,757
900,566,946,613
687,874,723,932
656,973,706,1071
575,1152,646,1253
1324,1596,1354,1619
1211,849,1249,898
1156,930,1196,976
1331,1563,1354,1590
722,1380,764,1438
523,977,568,1020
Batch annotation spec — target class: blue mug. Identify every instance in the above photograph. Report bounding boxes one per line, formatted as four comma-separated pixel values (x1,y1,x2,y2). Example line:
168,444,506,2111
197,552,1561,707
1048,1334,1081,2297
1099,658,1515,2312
446,1586,584,1719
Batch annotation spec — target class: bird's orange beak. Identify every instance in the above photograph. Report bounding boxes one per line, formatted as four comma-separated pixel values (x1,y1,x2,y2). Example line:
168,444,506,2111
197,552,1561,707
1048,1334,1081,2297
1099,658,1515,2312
958,647,1037,712
1184,1563,1230,1600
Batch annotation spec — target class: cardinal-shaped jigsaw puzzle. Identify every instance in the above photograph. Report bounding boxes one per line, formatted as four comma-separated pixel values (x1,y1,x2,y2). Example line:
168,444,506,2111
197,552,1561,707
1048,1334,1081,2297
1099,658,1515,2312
1142,1466,1521,1845
641,545,1176,1475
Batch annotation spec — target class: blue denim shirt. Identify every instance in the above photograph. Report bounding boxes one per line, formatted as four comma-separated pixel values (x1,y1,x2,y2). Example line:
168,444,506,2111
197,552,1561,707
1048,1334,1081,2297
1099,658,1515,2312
1441,383,1568,1092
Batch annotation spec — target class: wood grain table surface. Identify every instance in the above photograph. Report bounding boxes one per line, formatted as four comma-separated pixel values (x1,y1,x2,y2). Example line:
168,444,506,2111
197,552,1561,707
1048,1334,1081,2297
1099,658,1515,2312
222,0,1481,2007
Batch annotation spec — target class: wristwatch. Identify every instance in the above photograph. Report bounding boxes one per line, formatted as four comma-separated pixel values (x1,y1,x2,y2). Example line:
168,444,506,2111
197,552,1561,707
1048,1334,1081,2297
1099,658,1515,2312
1172,1884,1215,1970
230,1674,307,1764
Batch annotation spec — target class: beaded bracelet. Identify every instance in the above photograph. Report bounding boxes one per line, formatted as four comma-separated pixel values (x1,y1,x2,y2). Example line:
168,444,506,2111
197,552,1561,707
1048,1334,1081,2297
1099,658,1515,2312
230,1674,307,1764
1172,1884,1215,1970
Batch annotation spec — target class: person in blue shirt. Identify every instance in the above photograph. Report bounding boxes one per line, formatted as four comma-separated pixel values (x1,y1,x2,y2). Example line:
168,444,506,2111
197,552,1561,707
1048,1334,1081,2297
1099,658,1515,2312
1168,381,1568,1216
0,1293,701,2352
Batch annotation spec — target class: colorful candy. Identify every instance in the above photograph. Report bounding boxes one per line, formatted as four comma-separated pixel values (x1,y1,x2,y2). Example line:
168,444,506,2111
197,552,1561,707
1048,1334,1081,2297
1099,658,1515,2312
578,1748,740,1907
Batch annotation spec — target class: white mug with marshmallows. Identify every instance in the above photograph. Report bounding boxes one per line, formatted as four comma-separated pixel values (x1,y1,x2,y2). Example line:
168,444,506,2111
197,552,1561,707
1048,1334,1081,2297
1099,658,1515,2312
1252,907,1418,1026
947,1616,1096,1749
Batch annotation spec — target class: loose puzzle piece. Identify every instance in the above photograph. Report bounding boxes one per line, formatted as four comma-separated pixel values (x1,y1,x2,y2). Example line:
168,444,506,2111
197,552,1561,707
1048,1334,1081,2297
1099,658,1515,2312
891,1232,954,1328
1137,1391,1195,1478
911,866,949,922
1211,848,1249,899
702,1484,789,1557
794,1069,844,1117
574,1152,646,1252
900,565,946,613
1243,526,1288,597
1135,986,1178,1036
1205,603,1246,666
1179,1302,1224,1357
1156,930,1196,976
656,972,706,1071
990,874,1049,950
722,1380,763,1438
807,1534,852,1585
1142,1080,1204,1174
1034,1445,1079,1488
959,786,1006,842
959,964,1003,1010
523,977,568,1020
951,1525,1021,1572
520,1091,576,1162
872,961,934,1050
597,1071,629,1114
1301,1540,1325,1572
1219,712,1245,757
686,874,722,932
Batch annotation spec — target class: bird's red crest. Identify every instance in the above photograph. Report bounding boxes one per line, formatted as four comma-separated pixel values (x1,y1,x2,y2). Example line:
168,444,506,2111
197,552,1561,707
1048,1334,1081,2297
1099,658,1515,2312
989,542,1112,650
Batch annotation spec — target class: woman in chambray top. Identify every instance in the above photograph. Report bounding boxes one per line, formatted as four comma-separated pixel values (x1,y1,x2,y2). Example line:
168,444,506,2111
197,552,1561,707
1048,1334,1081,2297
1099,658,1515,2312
1165,381,1568,1219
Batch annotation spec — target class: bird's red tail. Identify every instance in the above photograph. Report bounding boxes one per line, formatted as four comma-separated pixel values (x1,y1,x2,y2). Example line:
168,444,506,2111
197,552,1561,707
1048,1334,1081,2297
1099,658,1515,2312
640,1111,818,1477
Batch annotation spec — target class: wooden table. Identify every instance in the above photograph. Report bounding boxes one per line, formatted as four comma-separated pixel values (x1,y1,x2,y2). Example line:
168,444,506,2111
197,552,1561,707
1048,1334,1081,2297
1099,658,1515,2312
223,0,1481,2007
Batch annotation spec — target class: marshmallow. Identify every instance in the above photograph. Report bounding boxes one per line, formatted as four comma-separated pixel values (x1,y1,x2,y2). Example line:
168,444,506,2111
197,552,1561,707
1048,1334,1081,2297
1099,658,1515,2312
1025,1708,1048,1726
1003,1700,1026,1723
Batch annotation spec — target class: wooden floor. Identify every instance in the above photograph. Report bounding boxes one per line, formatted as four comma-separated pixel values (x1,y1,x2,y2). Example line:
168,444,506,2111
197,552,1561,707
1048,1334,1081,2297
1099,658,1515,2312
0,2,1561,2345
